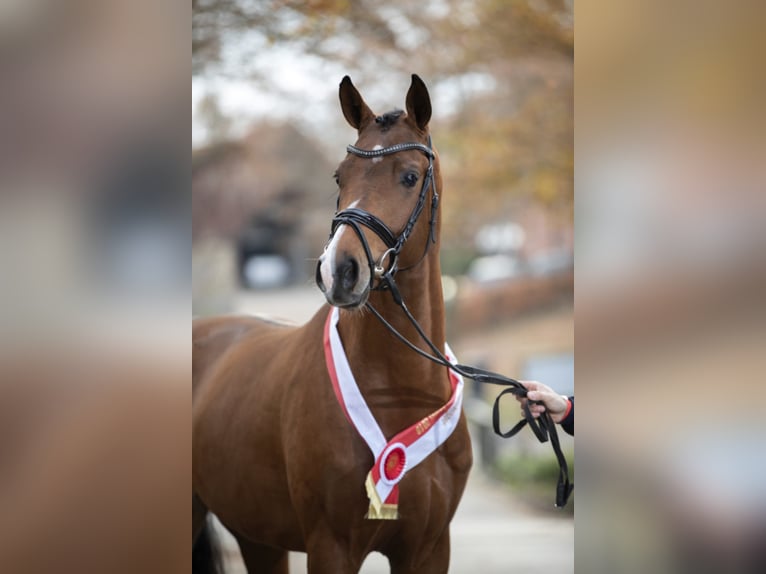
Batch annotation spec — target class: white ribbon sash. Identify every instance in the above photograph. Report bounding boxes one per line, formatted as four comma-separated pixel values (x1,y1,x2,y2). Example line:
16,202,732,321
323,306,464,519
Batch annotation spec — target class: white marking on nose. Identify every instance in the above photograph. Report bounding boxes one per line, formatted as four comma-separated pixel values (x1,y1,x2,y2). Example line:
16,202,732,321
371,144,383,163
319,200,359,292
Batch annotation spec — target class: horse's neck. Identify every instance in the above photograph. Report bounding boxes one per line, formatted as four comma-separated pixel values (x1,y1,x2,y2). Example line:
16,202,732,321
337,253,451,403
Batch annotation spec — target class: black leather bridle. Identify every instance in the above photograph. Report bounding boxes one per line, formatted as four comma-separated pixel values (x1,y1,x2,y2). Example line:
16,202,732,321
329,137,439,290
324,136,573,508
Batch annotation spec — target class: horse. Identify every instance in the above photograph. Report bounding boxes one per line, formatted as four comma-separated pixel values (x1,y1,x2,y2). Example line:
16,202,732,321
193,74,473,574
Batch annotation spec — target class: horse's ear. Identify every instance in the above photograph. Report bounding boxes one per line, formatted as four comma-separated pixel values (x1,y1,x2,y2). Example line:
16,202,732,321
405,74,431,132
339,76,375,131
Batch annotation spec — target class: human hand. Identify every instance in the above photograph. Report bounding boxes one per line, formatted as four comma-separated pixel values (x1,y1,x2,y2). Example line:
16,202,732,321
515,380,570,423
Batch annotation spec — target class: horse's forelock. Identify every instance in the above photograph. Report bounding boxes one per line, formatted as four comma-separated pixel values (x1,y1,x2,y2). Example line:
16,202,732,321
374,110,404,132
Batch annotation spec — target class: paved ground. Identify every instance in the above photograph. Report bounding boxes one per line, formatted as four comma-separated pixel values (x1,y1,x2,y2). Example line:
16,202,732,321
213,286,574,573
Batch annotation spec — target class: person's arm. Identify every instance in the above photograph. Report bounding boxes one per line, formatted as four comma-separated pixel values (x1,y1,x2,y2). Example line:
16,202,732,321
516,381,574,436
559,396,573,436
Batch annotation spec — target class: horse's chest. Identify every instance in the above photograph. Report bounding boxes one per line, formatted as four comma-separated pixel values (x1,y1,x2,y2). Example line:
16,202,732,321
317,423,470,522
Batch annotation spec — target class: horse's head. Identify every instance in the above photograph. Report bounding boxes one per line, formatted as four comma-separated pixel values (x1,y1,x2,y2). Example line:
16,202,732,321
317,74,439,309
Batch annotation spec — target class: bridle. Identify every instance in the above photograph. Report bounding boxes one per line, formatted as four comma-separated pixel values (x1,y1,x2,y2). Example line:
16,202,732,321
330,137,439,289
324,135,573,508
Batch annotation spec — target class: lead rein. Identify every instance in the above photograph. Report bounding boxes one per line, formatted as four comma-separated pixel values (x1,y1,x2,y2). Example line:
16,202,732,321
366,270,573,508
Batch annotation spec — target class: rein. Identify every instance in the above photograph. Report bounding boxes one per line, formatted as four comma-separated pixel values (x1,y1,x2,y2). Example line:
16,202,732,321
327,137,573,508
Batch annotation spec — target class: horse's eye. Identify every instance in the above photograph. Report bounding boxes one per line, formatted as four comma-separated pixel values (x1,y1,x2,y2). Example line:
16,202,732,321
402,172,419,188
333,172,340,186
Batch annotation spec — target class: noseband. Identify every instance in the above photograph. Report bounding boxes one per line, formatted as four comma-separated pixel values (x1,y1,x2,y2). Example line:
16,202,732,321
328,137,438,290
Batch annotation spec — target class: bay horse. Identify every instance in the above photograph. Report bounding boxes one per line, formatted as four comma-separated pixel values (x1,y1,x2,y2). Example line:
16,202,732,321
193,75,472,574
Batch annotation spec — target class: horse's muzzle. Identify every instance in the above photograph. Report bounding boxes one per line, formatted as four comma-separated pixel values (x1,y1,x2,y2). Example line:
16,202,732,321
315,256,368,309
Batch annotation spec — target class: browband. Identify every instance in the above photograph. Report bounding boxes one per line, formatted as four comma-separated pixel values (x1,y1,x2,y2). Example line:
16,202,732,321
347,142,434,159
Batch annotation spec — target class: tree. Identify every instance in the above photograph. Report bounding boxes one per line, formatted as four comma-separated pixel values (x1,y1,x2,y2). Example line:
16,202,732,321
192,0,573,247
192,0,572,78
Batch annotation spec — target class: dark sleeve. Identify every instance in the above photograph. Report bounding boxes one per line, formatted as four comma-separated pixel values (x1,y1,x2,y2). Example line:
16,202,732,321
560,396,573,436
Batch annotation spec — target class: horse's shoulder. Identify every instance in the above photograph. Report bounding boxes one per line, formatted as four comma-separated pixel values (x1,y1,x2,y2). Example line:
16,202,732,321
193,315,289,391
193,314,291,344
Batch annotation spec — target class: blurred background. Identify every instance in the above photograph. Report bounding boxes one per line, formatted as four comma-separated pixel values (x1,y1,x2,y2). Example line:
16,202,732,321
0,0,760,572
192,1,573,572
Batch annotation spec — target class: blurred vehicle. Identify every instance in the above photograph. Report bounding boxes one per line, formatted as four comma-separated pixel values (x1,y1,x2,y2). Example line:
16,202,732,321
241,254,291,289
475,223,526,254
237,211,296,289
527,249,573,277
466,254,527,283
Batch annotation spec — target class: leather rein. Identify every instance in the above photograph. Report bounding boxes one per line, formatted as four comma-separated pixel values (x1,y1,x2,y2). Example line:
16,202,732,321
327,136,573,508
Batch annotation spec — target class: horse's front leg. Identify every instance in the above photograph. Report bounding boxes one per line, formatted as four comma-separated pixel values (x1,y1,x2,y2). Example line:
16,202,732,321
389,530,451,574
235,535,288,574
305,525,361,574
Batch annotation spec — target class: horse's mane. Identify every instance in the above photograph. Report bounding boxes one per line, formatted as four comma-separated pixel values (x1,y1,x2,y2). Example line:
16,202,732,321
375,110,404,131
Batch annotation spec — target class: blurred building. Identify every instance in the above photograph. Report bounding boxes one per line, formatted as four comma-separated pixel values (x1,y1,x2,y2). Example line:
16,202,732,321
192,123,335,312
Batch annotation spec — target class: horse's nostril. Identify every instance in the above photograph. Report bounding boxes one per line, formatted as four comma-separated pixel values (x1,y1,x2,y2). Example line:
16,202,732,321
339,257,359,291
